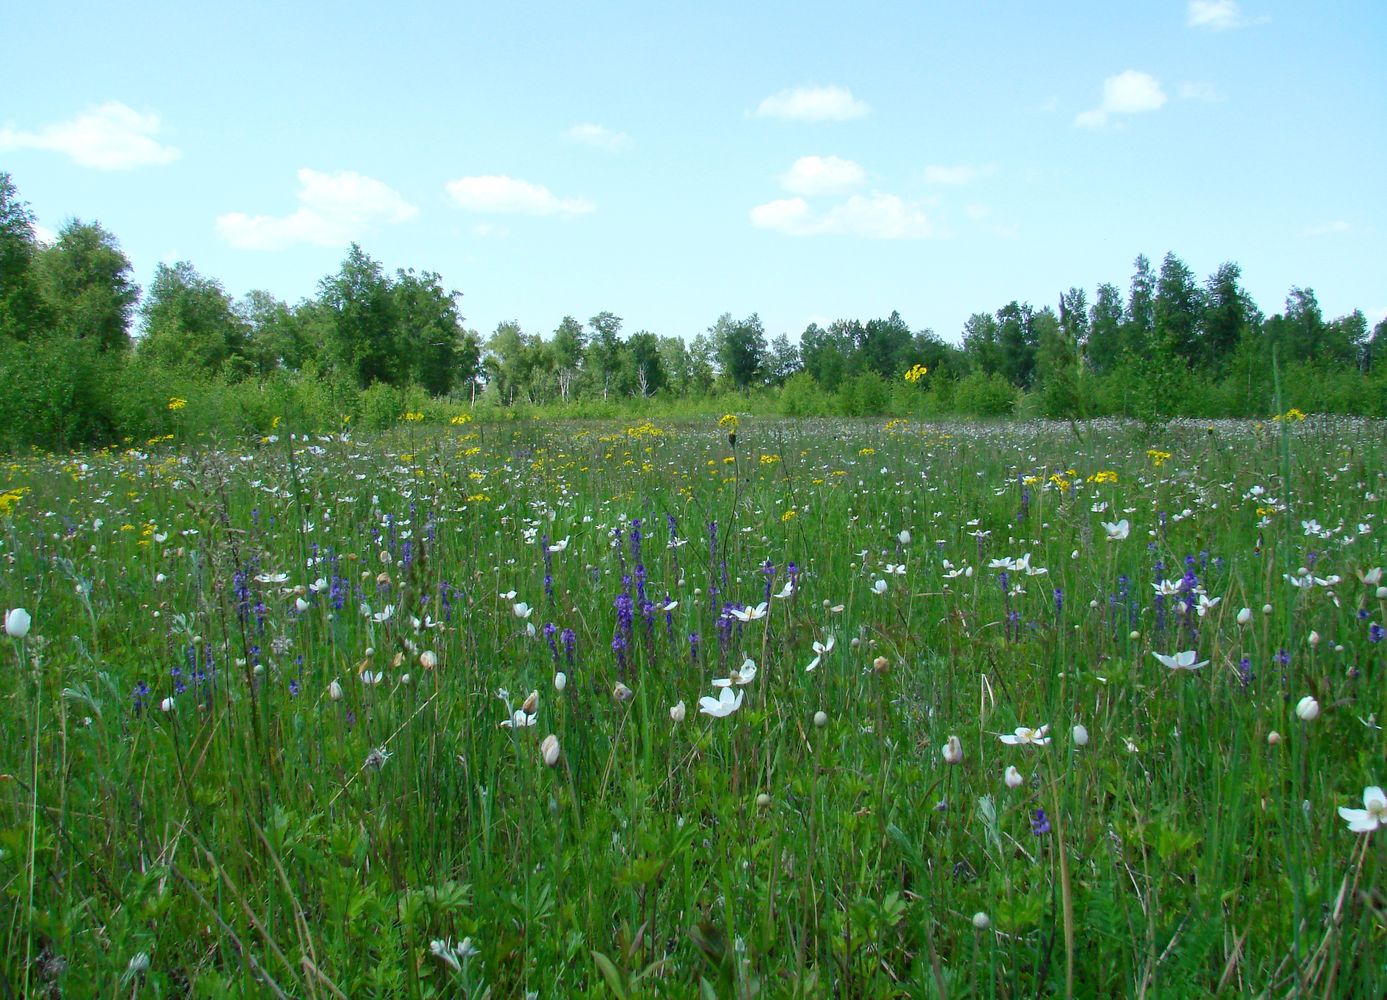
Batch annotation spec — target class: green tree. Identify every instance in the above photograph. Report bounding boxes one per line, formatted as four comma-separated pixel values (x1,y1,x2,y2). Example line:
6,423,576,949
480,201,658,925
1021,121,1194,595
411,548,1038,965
551,315,586,401
857,311,912,377
139,261,249,375
1123,254,1156,357
36,219,138,352
996,301,1036,388
800,322,853,391
392,268,461,395
1199,262,1255,373
0,172,51,341
627,330,666,396
765,333,800,385
241,290,311,374
318,244,399,387
1155,251,1200,366
1087,282,1125,376
712,312,766,391
585,310,627,398
961,311,1003,376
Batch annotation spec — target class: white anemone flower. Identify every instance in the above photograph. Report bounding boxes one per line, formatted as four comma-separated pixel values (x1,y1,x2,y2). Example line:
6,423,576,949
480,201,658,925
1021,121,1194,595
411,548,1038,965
512,601,533,619
370,604,396,624
713,657,757,687
5,608,31,639
1338,786,1386,833
805,635,835,672
698,687,744,718
1152,650,1208,671
1102,519,1130,541
871,579,888,596
998,725,1050,746
500,709,537,729
547,537,569,553
729,602,768,623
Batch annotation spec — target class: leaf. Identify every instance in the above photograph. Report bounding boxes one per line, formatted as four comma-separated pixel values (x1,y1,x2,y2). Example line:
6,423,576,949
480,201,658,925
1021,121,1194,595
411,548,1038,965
591,949,628,1000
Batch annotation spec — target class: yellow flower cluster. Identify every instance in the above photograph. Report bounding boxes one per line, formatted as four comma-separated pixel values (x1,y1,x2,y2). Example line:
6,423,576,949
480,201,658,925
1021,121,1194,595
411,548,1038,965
1272,407,1308,422
1086,470,1118,484
781,509,797,522
858,447,876,456
718,414,739,432
1147,449,1172,468
759,454,780,465
449,413,473,426
625,420,665,439
167,397,187,411
0,487,28,516
403,412,425,423
903,363,929,384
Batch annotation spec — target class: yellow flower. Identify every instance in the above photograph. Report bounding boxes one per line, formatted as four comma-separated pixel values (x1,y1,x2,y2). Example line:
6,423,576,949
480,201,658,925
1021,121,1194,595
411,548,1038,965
718,413,739,431
781,509,797,522
903,363,929,384
759,454,780,465
1146,449,1172,468
167,397,187,411
403,411,425,423
450,413,473,426
270,415,282,431
1087,470,1118,484
0,487,28,516
858,447,876,456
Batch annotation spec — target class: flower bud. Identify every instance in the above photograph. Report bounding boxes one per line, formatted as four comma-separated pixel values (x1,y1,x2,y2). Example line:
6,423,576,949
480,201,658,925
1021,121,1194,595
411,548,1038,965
1267,730,1281,745
521,690,539,715
328,679,343,701
1072,723,1089,747
872,656,890,674
942,735,963,765
1262,604,1273,615
1377,586,1387,599
4,608,31,639
1307,630,1320,647
813,710,828,728
295,597,310,613
540,734,560,767
160,697,175,713
972,912,991,929
613,682,634,703
1129,630,1140,640
419,650,438,670
553,671,567,692
1294,695,1320,721
1005,765,1024,789
755,792,771,809
670,699,686,722
1237,607,1252,625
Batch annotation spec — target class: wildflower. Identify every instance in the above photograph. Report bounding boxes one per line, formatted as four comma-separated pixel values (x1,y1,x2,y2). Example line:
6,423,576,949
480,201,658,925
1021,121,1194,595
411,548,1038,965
1267,730,1281,745
364,746,391,770
419,650,438,670
871,579,888,595
540,734,561,767
512,601,533,620
1004,765,1024,789
554,671,567,691
813,710,828,728
1031,808,1051,836
547,537,569,553
500,709,537,729
1358,567,1383,586
1101,519,1130,541
999,725,1050,746
521,690,539,715
714,657,757,687
1237,607,1252,625
613,682,634,703
805,635,835,672
328,679,343,701
1338,786,1386,833
898,529,912,545
160,697,175,713
1152,650,1208,671
5,607,31,639
729,602,768,622
1072,724,1089,747
698,687,744,718
942,735,963,765
370,604,396,623
670,700,686,722
1295,695,1320,721
904,363,929,384
971,912,990,930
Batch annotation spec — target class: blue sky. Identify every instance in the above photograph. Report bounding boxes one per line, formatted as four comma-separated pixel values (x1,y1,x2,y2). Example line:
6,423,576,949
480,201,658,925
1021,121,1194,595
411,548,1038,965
4,1,1384,345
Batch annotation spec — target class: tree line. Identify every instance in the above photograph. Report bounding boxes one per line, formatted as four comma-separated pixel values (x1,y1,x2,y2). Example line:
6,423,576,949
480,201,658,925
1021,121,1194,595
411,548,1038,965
2,171,1385,450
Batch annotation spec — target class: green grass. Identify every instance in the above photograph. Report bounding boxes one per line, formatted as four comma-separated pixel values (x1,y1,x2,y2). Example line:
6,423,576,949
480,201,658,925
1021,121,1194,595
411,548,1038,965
1,414,1384,997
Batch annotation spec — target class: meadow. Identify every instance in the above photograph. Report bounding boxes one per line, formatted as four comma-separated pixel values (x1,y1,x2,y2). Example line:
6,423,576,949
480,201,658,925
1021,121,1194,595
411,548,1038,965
1,412,1384,998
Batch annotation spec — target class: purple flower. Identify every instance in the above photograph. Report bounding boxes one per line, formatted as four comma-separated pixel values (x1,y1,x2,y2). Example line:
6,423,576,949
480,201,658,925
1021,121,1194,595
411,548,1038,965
1031,809,1050,836
1370,623,1385,644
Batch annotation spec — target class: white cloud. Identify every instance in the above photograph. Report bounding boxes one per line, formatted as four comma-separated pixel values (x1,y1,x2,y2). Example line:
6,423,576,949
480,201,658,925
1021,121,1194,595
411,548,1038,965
1186,1,1261,30
1301,220,1351,237
32,223,57,246
444,175,594,216
923,163,998,185
778,155,866,195
753,85,870,122
216,168,418,251
567,123,631,151
1178,81,1225,102
751,192,933,239
0,101,180,170
1075,70,1167,128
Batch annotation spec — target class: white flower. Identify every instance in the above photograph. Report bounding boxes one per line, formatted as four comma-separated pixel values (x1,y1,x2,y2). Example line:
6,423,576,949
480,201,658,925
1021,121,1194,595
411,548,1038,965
714,657,757,687
540,734,561,767
1308,630,1321,647
500,709,537,729
813,710,828,728
554,671,567,692
1101,518,1130,541
328,679,343,701
774,580,795,599
1152,650,1208,671
1285,573,1315,590
1153,579,1182,596
370,604,396,623
1072,723,1089,747
254,572,290,584
1194,594,1221,617
871,579,888,595
4,607,31,639
999,725,1050,746
729,602,768,622
512,601,532,619
1237,607,1252,625
613,682,634,703
942,735,963,765
1004,765,1024,789
670,699,686,722
1338,786,1386,833
547,537,569,553
698,687,744,718
972,912,990,930
499,589,517,600
805,634,835,672
420,650,438,670
1358,567,1383,586
294,597,310,613
160,697,175,713
361,670,385,686
1295,695,1320,721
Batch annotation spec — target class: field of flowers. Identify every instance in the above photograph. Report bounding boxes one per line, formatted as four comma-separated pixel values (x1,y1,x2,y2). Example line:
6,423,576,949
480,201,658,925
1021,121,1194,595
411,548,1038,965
1,413,1384,997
